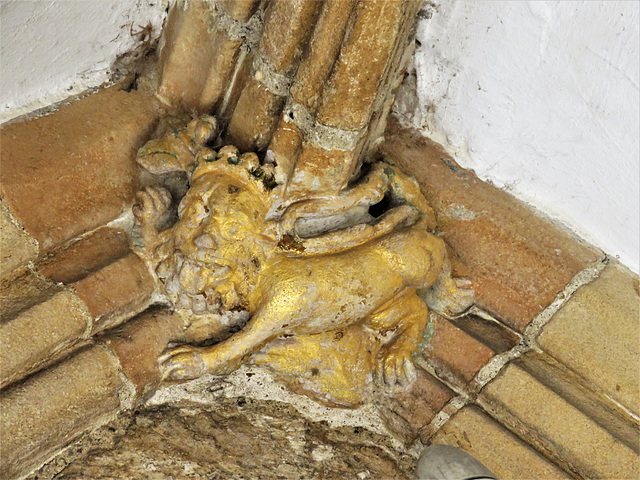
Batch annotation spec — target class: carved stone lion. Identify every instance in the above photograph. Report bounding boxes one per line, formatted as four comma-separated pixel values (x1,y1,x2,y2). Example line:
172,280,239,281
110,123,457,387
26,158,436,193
132,116,473,398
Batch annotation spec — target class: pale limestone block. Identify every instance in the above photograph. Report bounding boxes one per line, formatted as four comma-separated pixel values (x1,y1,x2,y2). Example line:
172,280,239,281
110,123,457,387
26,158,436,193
538,261,640,416
432,406,571,480
0,289,91,389
482,363,639,479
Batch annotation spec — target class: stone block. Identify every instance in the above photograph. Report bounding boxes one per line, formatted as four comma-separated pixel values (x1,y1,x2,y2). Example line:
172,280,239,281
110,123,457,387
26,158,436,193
284,143,354,201
0,289,91,389
0,86,159,254
517,352,639,452
0,266,60,322
225,78,286,152
101,309,183,402
37,227,131,284
431,406,571,479
156,0,216,111
317,0,405,130
480,362,639,478
0,200,38,278
0,346,125,480
376,368,453,446
72,254,157,333
200,29,244,112
290,0,359,114
258,0,321,76
217,0,261,22
267,118,303,184
382,123,603,331
422,314,495,390
538,261,640,416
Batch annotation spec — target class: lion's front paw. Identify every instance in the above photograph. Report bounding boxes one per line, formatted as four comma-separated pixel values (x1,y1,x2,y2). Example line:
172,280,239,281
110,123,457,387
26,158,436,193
159,345,209,381
376,347,417,393
421,277,474,319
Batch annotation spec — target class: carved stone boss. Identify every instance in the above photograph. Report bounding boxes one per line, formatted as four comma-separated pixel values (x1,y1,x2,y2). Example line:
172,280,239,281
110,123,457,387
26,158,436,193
132,116,473,405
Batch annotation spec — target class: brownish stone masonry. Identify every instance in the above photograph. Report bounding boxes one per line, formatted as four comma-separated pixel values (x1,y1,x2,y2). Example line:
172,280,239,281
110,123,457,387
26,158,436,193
0,1,638,479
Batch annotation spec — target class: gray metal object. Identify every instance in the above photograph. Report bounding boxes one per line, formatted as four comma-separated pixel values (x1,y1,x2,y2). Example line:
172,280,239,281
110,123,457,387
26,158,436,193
413,444,497,480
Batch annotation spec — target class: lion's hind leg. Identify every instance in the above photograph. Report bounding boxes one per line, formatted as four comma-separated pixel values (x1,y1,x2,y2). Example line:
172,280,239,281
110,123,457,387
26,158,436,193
366,289,429,392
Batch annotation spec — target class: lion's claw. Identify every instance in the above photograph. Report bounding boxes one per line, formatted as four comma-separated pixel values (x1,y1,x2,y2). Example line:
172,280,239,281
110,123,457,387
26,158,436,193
159,345,209,381
420,276,475,319
376,350,417,393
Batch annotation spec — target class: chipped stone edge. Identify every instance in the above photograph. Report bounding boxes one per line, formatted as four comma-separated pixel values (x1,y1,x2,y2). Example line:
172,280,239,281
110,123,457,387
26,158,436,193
147,364,412,456
0,200,40,277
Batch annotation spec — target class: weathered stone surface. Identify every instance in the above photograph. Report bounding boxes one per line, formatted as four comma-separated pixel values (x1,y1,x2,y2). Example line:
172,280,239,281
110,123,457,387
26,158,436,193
33,398,414,480
225,77,286,152
431,406,571,479
0,346,125,480
538,261,640,416
480,362,639,478
317,0,406,130
382,123,603,331
37,227,131,284
72,254,157,333
258,0,321,76
199,29,244,112
0,200,38,278
217,0,261,22
101,309,184,402
0,86,159,253
376,368,453,446
0,289,91,389
422,314,495,390
284,143,354,199
290,0,359,113
517,352,639,452
157,0,215,111
267,117,303,183
0,266,59,322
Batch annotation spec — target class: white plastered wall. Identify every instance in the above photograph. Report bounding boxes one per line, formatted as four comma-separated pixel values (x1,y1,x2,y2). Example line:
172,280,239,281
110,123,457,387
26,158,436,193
0,0,168,123
403,0,639,273
1,1,638,272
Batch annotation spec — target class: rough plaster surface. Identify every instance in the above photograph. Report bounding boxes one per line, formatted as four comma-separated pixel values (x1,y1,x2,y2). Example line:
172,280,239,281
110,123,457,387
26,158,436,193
0,0,168,123
403,1,639,273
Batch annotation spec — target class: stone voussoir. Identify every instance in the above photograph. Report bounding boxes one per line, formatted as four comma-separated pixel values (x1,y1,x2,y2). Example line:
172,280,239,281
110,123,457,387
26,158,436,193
257,0,321,77
100,309,184,403
382,122,603,332
317,0,417,131
225,77,287,152
289,0,359,114
537,260,640,417
0,288,92,390
0,345,127,480
216,0,262,23
36,227,131,285
71,253,158,334
478,360,639,479
157,0,216,111
421,313,496,393
0,86,159,255
430,406,572,479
